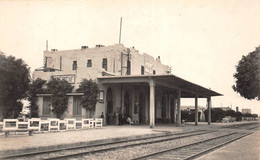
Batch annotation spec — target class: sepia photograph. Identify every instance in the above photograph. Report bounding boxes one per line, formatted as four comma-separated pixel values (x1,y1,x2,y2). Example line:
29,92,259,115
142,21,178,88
0,0,259,159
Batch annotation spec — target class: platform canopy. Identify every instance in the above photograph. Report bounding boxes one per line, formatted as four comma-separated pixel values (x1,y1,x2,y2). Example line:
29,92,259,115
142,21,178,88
98,74,222,98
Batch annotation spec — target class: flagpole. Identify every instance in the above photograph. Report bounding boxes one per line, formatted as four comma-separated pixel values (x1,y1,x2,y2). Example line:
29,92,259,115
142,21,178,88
119,17,122,44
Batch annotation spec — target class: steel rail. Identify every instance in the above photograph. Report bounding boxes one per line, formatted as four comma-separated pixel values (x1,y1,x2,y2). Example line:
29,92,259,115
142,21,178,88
0,130,209,159
183,132,252,160
131,132,238,160
3,124,257,160
42,130,215,160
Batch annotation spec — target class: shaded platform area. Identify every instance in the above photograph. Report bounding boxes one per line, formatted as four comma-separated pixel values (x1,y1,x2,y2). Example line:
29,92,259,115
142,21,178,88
0,121,258,157
98,75,222,128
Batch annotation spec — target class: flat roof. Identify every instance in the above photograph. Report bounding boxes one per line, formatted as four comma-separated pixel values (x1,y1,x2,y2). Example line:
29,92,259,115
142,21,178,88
98,74,222,98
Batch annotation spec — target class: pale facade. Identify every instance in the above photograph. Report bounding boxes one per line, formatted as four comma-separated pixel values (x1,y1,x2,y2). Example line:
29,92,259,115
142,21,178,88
33,44,221,127
34,44,168,88
242,109,251,114
33,44,170,123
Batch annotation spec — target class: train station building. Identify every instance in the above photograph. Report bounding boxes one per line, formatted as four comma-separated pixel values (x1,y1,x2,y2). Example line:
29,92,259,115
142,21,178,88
33,44,222,128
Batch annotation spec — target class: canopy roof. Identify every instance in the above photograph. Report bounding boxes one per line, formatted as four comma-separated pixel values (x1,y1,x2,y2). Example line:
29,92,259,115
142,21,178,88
98,74,222,98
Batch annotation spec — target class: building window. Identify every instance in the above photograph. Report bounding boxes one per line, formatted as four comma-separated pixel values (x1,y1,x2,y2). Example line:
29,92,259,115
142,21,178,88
73,96,82,116
72,61,77,70
126,60,131,75
87,59,92,67
153,70,156,75
99,90,104,103
141,66,144,75
102,58,107,71
43,97,51,116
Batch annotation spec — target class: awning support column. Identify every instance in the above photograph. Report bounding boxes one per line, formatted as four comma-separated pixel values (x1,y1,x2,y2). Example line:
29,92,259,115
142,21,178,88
149,80,155,128
176,89,181,127
168,95,171,121
195,95,198,126
173,98,176,124
207,97,212,125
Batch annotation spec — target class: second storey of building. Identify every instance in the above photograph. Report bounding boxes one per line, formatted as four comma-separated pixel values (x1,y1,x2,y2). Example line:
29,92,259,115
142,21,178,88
33,44,170,88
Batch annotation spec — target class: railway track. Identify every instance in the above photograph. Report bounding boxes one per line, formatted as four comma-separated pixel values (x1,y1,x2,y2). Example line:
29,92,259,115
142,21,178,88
131,123,258,160
44,131,232,160
132,132,251,160
1,130,213,160
2,122,258,160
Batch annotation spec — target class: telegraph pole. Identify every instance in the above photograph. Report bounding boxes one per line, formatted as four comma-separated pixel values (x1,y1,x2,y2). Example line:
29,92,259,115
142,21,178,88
119,17,122,44
46,40,48,51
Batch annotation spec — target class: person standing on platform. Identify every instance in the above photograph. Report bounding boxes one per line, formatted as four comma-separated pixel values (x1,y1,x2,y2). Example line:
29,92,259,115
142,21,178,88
100,112,104,125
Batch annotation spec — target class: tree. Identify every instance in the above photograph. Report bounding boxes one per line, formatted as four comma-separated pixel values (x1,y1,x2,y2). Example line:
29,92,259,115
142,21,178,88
233,46,260,100
252,114,258,118
28,78,46,117
243,113,253,117
212,108,226,122
234,112,243,121
0,52,31,119
76,79,99,117
225,110,236,117
181,110,201,122
46,78,73,119
204,108,226,122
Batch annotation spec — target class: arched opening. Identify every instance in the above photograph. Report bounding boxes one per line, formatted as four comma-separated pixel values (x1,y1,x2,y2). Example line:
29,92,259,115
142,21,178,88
106,87,113,125
170,99,176,123
162,95,166,121
124,91,130,117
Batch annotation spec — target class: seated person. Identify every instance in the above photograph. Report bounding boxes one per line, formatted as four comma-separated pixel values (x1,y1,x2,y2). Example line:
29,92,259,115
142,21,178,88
127,117,134,125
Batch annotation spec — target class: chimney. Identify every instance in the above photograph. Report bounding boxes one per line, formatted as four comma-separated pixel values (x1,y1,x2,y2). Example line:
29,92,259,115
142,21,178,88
96,44,105,48
81,46,88,49
156,56,161,63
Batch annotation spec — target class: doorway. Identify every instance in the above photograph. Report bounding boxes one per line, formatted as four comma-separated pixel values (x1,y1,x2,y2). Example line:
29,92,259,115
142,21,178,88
139,93,146,124
124,91,130,117
106,87,113,125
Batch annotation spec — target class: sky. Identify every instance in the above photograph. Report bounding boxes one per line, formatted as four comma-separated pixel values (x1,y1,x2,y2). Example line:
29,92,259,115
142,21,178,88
0,0,259,115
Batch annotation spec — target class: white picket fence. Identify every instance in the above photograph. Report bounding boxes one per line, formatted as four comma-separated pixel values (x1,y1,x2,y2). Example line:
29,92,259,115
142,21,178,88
0,118,103,133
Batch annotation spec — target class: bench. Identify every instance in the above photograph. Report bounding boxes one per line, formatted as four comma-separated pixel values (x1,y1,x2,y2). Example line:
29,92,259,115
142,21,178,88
82,118,95,129
2,119,37,137
95,118,103,128
1,117,104,137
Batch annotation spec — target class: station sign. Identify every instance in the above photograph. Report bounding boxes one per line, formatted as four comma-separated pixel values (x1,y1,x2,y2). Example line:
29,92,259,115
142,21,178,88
144,54,154,74
52,74,75,84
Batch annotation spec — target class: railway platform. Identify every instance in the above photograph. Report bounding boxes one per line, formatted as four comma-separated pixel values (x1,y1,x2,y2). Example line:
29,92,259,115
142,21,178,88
0,121,258,158
197,129,260,160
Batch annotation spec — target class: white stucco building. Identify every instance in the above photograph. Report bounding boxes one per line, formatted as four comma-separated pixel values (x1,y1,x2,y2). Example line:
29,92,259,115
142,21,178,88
242,109,251,114
33,44,221,127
